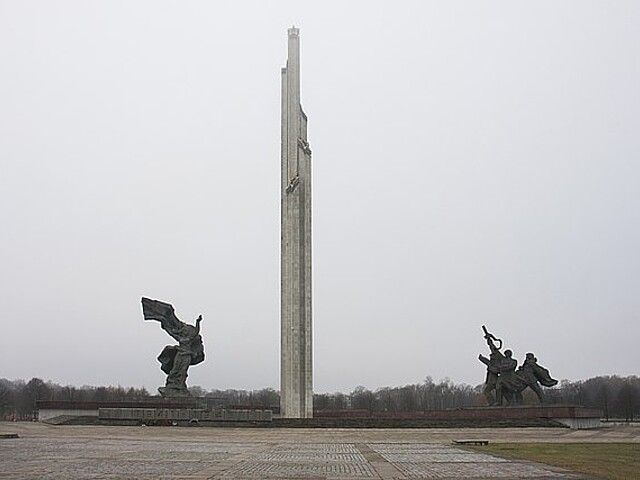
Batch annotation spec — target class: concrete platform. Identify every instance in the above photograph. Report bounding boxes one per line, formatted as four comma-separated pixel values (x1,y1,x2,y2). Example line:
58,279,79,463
2,423,638,479
278,405,603,429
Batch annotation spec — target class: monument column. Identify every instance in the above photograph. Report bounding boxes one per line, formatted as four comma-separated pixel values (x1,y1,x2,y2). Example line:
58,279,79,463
280,27,313,418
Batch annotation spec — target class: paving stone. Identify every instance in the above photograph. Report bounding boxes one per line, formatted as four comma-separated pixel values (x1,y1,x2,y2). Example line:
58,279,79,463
0,425,605,479
273,443,361,453
220,460,377,478
392,461,567,479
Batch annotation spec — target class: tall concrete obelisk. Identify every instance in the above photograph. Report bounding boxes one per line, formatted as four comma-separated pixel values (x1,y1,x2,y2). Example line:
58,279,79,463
280,27,313,419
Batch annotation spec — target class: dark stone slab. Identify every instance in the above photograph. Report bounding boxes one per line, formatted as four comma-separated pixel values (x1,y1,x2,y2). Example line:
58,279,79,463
98,407,272,424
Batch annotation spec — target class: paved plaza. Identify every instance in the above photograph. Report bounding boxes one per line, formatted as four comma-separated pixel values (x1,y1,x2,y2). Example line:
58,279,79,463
2,423,638,479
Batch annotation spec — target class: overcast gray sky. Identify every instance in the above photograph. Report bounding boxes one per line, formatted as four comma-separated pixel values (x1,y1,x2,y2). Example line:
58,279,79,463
1,1,638,394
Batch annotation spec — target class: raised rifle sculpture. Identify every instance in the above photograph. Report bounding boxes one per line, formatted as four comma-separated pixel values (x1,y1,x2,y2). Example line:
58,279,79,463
478,325,558,405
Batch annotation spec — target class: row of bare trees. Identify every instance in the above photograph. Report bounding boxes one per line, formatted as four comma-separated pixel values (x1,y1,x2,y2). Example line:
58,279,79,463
314,376,639,421
1,375,638,421
545,376,639,421
0,378,149,420
315,377,479,413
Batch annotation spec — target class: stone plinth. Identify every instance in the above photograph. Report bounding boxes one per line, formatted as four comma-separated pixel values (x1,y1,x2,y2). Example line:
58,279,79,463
99,407,272,425
36,399,271,425
305,405,603,429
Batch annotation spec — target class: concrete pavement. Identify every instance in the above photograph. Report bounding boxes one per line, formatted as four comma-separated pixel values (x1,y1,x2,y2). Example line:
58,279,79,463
2,423,637,479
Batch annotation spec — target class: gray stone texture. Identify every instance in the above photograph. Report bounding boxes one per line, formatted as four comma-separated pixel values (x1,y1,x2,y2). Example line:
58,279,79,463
0,423,614,479
280,27,313,419
98,407,272,423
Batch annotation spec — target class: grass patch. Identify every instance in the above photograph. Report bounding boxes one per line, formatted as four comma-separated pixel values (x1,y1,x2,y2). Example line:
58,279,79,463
469,443,640,480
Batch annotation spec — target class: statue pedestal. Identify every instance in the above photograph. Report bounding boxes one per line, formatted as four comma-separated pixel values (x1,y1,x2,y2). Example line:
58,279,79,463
36,399,272,426
98,406,272,426
301,404,602,429
158,386,190,398
426,404,603,429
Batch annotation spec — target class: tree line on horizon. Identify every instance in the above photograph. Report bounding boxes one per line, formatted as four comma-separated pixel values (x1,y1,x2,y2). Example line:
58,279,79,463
1,375,638,421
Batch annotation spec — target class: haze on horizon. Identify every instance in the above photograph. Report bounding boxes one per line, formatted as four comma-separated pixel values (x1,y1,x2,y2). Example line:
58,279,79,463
1,1,638,394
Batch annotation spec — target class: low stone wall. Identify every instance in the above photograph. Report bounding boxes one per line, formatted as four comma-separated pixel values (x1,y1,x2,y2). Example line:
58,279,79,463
554,417,602,429
305,405,603,430
274,417,562,429
39,408,98,422
98,408,272,423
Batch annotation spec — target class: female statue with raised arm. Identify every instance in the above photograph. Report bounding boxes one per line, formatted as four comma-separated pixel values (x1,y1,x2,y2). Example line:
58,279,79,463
141,297,205,397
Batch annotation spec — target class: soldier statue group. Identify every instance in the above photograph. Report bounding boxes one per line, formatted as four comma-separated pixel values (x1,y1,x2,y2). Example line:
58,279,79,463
478,326,558,406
